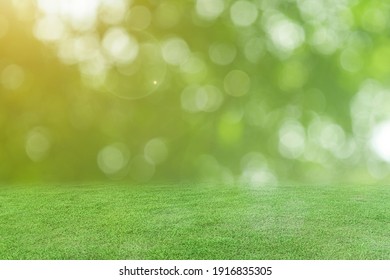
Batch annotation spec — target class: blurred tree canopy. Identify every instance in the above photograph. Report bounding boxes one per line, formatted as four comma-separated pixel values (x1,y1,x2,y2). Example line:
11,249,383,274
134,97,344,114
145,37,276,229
1,0,390,184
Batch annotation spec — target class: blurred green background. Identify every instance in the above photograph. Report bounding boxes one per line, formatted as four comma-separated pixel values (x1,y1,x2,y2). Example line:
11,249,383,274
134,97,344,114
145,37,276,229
1,0,390,184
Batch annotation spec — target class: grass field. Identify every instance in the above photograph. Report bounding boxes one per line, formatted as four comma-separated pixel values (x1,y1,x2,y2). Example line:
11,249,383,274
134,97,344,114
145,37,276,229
0,184,389,260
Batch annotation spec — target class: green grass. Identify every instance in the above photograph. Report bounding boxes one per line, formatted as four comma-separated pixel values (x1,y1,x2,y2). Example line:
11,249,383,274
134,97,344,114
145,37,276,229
0,183,389,260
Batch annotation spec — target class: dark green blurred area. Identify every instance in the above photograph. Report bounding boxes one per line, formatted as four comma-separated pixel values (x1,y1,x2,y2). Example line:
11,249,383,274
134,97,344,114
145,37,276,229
1,0,390,184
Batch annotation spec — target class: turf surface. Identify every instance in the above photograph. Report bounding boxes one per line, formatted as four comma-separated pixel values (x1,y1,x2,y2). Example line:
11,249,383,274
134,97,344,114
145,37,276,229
0,184,389,259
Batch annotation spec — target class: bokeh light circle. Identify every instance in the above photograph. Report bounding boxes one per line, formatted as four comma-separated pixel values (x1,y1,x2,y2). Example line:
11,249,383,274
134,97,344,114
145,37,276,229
162,37,190,66
126,5,152,31
224,69,251,97
196,0,225,21
0,14,10,39
144,138,168,165
370,120,390,162
209,42,237,65
104,31,167,100
97,143,130,177
1,64,25,90
25,127,51,162
230,1,258,27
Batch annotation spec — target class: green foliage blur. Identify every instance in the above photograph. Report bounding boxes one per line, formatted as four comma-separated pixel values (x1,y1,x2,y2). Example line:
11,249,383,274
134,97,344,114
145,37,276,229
1,0,390,184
